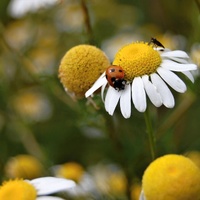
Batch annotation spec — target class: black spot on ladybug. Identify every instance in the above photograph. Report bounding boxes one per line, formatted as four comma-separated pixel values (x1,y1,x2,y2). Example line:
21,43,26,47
113,79,126,90
111,77,116,82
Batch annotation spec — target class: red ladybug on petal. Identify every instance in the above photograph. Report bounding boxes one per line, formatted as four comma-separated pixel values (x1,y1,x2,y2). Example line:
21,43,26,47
105,65,126,91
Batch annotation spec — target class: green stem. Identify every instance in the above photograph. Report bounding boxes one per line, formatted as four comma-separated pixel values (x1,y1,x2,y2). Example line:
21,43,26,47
195,0,200,13
144,109,157,160
80,0,95,44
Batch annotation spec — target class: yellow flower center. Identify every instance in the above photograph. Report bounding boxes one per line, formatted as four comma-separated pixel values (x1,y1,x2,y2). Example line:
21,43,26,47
108,172,127,195
142,154,200,200
58,45,110,98
0,179,37,200
57,162,84,183
5,154,43,179
113,42,162,81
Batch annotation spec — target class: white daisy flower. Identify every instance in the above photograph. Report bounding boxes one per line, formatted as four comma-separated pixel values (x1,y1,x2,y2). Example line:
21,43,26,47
85,41,197,118
0,177,76,200
8,0,58,18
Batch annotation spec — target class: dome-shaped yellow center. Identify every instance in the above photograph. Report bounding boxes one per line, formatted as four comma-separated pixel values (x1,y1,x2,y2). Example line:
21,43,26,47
142,154,200,200
113,42,161,81
0,179,37,200
59,45,110,98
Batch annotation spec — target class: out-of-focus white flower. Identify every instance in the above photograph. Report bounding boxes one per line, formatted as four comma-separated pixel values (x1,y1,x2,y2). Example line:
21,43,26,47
8,0,58,18
0,177,76,200
89,163,127,196
51,163,97,198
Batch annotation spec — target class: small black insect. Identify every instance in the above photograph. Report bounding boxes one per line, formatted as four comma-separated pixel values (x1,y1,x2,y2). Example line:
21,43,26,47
148,37,165,49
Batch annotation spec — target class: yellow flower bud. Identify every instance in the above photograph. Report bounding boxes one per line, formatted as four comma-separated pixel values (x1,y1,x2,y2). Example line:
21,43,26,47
59,45,110,98
56,162,84,183
108,171,127,195
142,154,200,200
5,155,43,179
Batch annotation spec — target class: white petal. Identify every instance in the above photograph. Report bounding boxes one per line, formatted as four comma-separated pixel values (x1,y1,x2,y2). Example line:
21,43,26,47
101,83,107,102
157,67,186,93
120,84,131,118
139,190,146,200
161,60,197,72
132,77,146,112
105,86,121,115
29,177,76,196
162,57,190,64
142,75,162,107
37,197,65,200
161,50,189,58
85,72,107,98
155,47,166,51
181,71,195,82
151,73,175,108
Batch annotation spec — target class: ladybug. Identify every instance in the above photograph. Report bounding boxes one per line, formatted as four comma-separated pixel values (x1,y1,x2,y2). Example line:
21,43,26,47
148,37,165,49
105,65,126,91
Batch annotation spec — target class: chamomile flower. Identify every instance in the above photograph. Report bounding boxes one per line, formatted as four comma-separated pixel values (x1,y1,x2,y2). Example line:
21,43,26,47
54,162,84,183
0,177,76,200
59,44,110,98
85,41,197,118
140,154,200,200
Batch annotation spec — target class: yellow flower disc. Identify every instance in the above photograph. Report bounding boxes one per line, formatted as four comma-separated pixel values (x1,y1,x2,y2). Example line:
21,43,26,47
113,42,161,81
56,162,84,182
142,154,200,200
58,45,110,98
5,155,43,179
0,179,37,200
108,172,127,195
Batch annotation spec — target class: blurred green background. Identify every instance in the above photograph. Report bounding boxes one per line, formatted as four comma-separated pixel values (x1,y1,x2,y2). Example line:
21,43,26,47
0,0,200,199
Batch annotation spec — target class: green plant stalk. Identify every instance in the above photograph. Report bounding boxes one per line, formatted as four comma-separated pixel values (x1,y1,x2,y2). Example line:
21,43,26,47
80,0,95,44
144,109,157,160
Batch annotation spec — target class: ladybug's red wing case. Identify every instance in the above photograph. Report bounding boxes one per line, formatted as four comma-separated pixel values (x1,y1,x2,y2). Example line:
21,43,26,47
106,65,126,91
